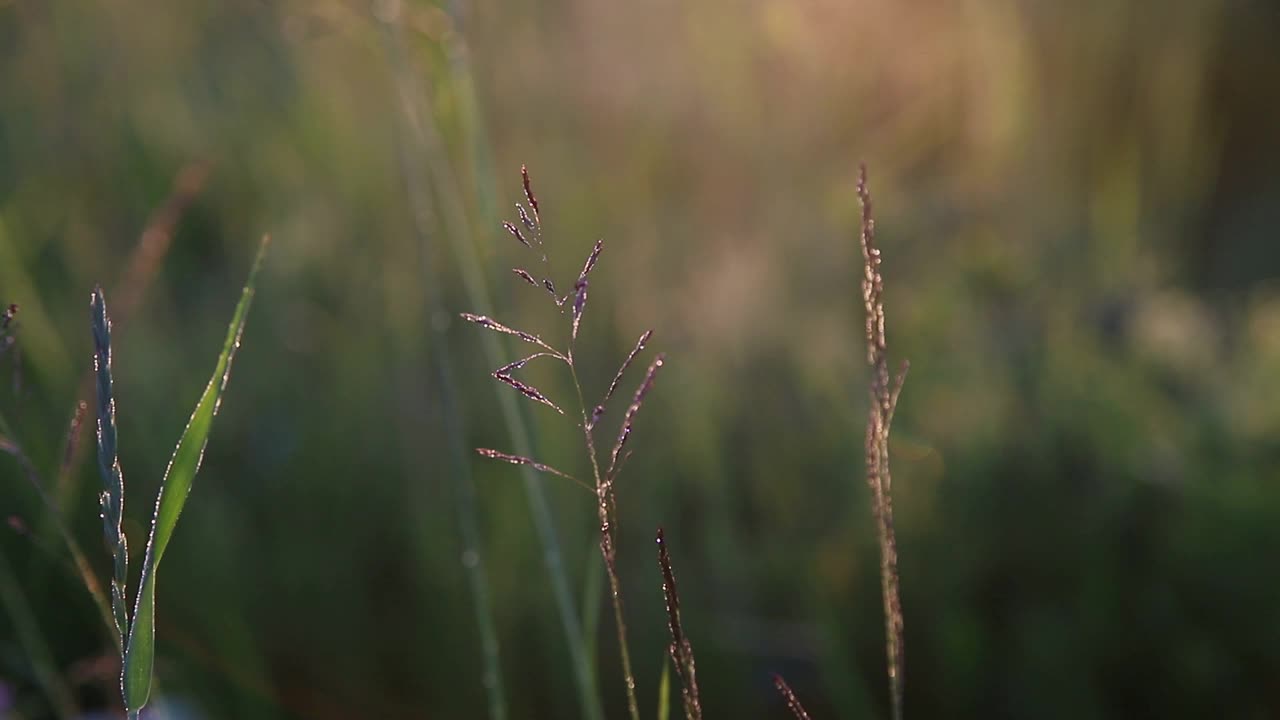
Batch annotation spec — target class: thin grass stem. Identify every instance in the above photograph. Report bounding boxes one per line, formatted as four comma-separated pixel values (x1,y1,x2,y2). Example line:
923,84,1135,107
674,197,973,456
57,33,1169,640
374,7,613,718
570,359,641,720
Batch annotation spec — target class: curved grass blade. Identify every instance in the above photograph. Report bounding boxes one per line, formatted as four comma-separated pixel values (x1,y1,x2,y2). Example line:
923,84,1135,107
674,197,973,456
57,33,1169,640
122,237,268,715
91,287,129,648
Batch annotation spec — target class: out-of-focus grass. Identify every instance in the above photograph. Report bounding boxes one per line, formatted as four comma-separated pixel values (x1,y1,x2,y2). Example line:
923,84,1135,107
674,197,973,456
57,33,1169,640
0,0,1278,718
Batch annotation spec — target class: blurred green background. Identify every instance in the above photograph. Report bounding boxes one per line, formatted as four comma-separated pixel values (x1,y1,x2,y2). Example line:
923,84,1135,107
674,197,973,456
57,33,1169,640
2,0,1279,717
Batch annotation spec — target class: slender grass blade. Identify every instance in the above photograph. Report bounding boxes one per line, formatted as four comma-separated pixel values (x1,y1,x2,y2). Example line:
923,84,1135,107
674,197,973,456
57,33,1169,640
122,237,268,714
657,655,671,720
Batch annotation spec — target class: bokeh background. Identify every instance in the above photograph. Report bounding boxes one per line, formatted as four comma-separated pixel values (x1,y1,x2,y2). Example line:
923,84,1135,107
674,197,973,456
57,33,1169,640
2,0,1279,717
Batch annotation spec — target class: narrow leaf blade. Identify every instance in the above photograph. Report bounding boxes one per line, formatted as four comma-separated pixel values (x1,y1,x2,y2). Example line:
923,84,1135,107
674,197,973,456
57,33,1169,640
657,655,672,720
122,237,268,713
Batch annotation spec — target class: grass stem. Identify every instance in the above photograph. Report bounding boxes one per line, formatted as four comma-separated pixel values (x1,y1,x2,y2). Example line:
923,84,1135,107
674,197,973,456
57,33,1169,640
570,360,641,720
374,7,600,718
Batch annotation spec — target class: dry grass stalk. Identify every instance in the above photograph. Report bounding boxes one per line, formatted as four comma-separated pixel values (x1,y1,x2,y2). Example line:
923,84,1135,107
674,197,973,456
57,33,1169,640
57,162,209,500
656,528,701,720
771,674,812,720
858,163,908,720
467,167,667,720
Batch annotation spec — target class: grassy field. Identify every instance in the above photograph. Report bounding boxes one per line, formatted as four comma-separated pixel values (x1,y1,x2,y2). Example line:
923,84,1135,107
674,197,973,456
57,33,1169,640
1,1,1279,718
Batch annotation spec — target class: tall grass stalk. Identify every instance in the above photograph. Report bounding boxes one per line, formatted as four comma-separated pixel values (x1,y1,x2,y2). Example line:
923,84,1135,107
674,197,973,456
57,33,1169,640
464,170,666,720
58,162,209,506
857,164,908,720
374,6,601,719
375,12,507,720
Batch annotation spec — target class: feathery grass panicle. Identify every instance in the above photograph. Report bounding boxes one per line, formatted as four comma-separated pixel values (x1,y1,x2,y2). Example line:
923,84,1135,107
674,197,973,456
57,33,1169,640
655,528,701,720
90,288,130,648
467,168,668,720
772,674,813,720
857,164,907,720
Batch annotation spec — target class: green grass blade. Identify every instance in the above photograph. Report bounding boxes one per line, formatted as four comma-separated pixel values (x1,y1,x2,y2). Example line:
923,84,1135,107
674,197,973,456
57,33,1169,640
375,10,601,719
122,237,268,714
91,286,130,649
657,655,671,720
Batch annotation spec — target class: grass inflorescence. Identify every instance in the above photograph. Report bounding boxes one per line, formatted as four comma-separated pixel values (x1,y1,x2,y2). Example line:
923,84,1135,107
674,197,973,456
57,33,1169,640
858,164,908,720
467,164,911,720
90,288,129,649
465,167,667,720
